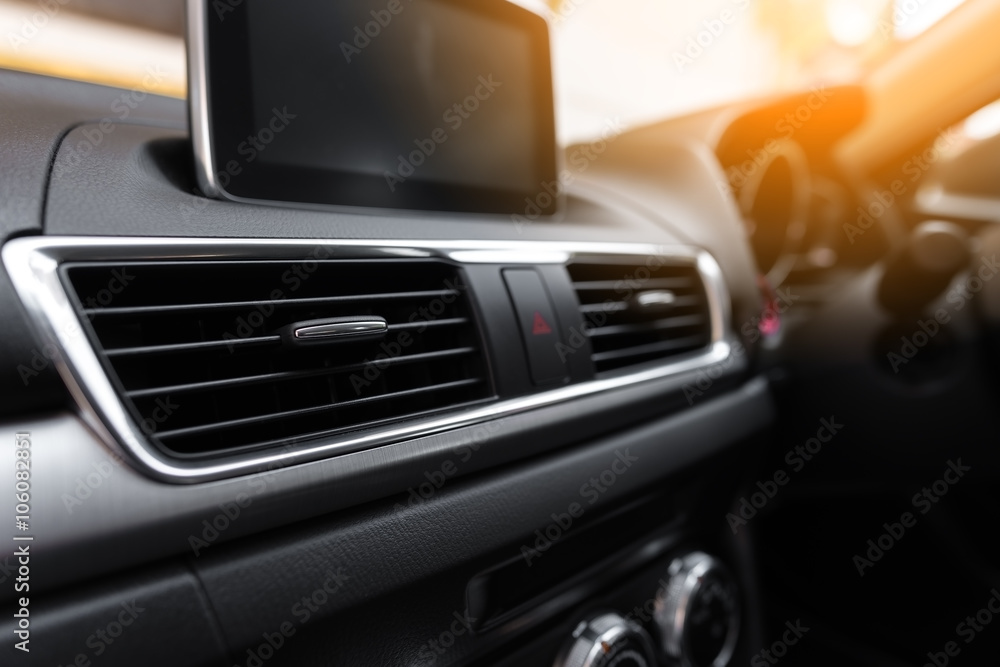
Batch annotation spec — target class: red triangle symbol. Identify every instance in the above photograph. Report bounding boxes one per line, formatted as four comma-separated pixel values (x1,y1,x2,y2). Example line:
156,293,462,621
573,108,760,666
532,311,553,335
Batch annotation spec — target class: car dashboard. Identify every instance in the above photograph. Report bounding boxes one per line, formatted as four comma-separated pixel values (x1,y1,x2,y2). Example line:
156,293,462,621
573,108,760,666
10,44,1000,662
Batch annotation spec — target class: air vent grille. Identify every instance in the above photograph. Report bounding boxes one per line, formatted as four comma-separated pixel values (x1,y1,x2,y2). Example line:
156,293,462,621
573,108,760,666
568,258,713,374
61,259,493,458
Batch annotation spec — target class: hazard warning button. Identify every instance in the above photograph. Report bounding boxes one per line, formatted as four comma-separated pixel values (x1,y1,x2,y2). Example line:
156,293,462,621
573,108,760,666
532,311,553,336
503,269,569,385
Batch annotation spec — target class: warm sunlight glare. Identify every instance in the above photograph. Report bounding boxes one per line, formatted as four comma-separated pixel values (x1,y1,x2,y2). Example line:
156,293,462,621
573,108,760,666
963,98,1000,141
893,0,966,39
826,0,878,46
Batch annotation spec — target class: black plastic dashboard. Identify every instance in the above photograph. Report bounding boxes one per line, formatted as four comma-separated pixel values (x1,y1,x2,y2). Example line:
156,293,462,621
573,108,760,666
0,67,775,667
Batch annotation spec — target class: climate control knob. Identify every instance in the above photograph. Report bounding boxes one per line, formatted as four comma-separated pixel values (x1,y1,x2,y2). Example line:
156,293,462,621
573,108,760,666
554,612,657,667
655,552,740,667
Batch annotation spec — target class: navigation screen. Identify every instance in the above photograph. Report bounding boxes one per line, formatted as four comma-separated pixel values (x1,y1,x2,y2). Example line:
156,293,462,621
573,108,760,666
201,0,558,216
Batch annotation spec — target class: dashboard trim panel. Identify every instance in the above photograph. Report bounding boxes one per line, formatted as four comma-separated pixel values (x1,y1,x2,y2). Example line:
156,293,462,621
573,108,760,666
3,236,732,483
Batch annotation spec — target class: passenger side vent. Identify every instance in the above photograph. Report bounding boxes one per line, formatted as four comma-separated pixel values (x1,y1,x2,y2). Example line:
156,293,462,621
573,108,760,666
61,259,493,458
567,257,714,374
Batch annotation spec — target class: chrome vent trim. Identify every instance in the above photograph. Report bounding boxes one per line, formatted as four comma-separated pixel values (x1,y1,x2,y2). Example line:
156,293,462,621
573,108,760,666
59,259,493,459
568,256,716,374
4,237,732,483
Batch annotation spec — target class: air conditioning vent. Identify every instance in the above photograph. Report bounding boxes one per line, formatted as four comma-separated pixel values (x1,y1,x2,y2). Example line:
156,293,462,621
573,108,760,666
61,259,493,458
568,258,714,374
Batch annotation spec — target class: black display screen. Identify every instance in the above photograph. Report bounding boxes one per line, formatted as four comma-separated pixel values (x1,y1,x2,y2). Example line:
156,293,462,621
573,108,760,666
200,0,558,216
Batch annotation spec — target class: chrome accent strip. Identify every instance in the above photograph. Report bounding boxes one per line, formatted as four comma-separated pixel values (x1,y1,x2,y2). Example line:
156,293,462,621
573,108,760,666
293,318,388,341
3,237,733,483
635,290,677,309
585,622,636,667
186,0,219,198
697,250,729,345
656,552,740,667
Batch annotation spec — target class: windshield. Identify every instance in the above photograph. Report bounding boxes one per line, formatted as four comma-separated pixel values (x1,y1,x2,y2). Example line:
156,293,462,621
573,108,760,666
550,0,969,142
0,0,971,143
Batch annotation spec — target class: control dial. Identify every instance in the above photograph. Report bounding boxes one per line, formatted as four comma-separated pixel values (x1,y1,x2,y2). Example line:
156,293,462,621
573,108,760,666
655,552,740,667
554,612,656,667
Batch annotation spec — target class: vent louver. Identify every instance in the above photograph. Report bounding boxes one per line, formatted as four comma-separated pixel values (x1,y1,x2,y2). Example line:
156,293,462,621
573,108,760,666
568,258,714,374
61,259,493,458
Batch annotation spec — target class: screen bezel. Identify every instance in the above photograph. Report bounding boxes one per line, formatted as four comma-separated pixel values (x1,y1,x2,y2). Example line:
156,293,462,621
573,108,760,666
187,0,560,217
